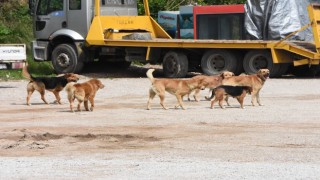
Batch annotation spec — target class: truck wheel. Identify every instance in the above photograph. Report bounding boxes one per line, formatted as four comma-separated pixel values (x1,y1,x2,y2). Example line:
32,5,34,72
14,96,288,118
201,49,238,75
52,44,83,74
243,50,281,77
162,51,188,78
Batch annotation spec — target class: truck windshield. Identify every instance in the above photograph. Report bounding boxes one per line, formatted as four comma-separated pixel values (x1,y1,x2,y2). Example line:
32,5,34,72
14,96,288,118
100,0,137,16
36,0,63,15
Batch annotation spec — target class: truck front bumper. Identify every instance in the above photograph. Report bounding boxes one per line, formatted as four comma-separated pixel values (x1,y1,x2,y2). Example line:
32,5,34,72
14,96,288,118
32,40,49,61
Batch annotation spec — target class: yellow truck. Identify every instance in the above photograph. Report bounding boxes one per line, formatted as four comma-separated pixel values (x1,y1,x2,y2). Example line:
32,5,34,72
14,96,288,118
29,0,320,77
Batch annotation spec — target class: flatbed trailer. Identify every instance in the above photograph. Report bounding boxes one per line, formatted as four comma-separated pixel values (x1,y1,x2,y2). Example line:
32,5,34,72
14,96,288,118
30,0,320,77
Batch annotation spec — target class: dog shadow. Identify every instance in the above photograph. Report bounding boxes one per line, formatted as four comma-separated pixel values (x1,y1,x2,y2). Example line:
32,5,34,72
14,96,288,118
0,86,16,89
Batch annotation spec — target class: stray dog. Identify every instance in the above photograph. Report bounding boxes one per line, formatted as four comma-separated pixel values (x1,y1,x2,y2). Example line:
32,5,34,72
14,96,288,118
210,85,252,109
65,79,105,112
22,63,79,105
222,69,270,106
188,71,234,102
146,69,206,110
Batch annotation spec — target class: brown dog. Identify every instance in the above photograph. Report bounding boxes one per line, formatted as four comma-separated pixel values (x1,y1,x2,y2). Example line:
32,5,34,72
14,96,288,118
65,79,105,112
188,71,234,102
146,69,206,110
210,85,252,109
22,63,79,105
222,69,270,106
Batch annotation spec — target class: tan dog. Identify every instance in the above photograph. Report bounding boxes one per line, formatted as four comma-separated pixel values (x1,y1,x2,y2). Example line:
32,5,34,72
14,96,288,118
65,79,105,112
210,85,252,109
188,71,234,102
222,69,270,106
146,69,206,110
22,63,79,105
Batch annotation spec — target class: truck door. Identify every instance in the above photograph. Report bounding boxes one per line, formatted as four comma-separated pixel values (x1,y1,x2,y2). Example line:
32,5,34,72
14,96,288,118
67,0,91,38
34,0,66,40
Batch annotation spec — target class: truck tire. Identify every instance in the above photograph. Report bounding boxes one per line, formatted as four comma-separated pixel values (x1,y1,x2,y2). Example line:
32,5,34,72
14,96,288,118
52,44,83,74
243,50,281,77
162,51,188,78
201,49,238,75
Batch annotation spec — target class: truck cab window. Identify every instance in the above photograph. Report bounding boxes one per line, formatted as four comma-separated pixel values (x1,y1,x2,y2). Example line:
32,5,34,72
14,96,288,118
36,0,63,15
69,0,81,10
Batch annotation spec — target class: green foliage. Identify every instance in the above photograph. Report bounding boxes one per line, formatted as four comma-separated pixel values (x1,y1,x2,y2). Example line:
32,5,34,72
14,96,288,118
0,0,33,50
0,0,54,80
0,69,23,81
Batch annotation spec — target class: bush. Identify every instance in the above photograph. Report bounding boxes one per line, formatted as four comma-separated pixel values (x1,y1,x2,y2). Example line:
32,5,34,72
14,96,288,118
0,1,54,79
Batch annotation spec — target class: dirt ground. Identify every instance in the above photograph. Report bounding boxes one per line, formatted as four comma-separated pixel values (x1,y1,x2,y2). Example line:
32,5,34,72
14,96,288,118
1,65,320,179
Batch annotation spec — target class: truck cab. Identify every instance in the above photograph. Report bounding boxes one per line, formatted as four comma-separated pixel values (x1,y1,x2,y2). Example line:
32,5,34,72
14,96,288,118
30,0,139,74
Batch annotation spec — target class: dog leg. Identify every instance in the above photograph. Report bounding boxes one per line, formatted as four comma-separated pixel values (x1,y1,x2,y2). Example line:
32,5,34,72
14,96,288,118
187,91,192,101
193,89,200,102
225,96,230,106
77,100,83,111
159,93,168,110
219,99,225,109
177,95,186,110
256,91,263,106
210,98,218,109
26,89,34,106
84,100,90,111
147,88,156,110
88,96,95,111
39,90,49,105
53,91,62,104
69,98,75,112
251,92,257,106
236,97,245,109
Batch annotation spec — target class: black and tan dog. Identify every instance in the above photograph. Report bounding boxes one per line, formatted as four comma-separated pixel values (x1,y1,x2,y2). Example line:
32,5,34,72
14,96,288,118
210,85,252,109
22,63,79,105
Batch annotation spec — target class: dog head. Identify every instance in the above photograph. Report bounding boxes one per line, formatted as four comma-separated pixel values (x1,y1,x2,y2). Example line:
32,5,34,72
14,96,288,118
257,69,270,80
92,79,105,89
64,73,80,82
220,71,234,79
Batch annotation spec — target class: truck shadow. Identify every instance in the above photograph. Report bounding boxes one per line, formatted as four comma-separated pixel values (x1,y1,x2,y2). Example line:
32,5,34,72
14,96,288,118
81,62,198,78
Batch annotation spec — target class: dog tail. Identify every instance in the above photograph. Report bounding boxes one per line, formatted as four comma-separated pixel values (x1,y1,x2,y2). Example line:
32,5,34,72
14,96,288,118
205,89,215,100
65,82,76,101
21,63,33,81
146,69,155,83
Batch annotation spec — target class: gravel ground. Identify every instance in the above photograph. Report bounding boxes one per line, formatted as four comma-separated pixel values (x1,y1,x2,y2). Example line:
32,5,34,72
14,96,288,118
0,66,320,179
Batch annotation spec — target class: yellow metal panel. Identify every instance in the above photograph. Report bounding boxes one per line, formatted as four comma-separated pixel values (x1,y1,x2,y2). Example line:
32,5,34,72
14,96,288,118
86,16,171,45
293,59,319,66
103,39,269,49
271,49,293,63
150,17,172,39
146,47,150,60
86,16,104,46
271,42,319,59
143,0,150,16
